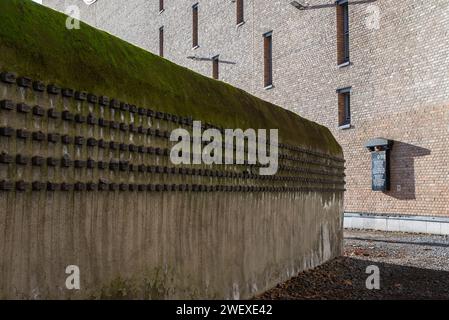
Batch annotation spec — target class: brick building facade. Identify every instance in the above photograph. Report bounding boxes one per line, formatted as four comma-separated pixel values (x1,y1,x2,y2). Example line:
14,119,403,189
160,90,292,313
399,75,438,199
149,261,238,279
43,0,449,217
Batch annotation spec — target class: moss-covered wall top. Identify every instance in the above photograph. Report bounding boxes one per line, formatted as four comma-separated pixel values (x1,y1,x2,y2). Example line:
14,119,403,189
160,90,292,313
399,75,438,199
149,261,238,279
0,0,342,157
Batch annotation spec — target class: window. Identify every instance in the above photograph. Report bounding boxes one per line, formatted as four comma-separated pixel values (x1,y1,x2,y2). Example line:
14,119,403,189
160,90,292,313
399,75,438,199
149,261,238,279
159,0,164,12
159,26,164,57
337,87,351,127
263,32,273,88
236,0,244,25
336,0,349,65
192,4,199,48
212,56,219,80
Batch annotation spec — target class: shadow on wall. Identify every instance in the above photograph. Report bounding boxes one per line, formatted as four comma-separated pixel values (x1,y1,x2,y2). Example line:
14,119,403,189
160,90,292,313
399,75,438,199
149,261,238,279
385,141,431,200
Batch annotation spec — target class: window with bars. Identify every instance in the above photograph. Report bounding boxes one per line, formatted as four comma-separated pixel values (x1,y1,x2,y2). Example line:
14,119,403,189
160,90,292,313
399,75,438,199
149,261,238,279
159,26,164,57
336,0,349,65
212,56,219,80
263,32,273,88
236,0,244,25
192,3,199,48
337,87,351,127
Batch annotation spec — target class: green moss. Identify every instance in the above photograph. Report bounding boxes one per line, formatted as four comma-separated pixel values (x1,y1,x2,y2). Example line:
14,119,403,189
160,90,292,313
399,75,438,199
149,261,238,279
0,0,342,156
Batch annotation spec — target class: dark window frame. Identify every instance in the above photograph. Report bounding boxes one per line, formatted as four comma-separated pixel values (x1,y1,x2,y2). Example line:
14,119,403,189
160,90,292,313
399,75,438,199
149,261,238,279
159,0,164,12
192,3,199,48
212,55,219,80
263,31,273,88
236,0,244,25
159,26,164,57
337,87,352,127
336,0,350,65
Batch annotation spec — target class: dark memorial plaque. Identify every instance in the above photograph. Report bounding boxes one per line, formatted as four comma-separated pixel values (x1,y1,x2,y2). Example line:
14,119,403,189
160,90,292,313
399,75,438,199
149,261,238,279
371,151,389,191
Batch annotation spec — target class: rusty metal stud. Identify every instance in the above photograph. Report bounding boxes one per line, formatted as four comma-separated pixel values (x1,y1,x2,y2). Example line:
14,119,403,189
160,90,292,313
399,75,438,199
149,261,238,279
119,123,129,131
47,157,58,167
17,129,30,139
86,159,96,169
0,180,13,191
47,84,61,95
32,181,45,191
32,131,45,141
129,105,137,113
87,114,97,125
137,126,146,134
0,100,14,110
109,183,118,191
74,182,86,191
98,181,108,191
87,94,98,104
109,141,119,150
109,160,119,171
119,143,127,151
47,108,60,119
17,103,31,113
16,154,29,165
138,146,147,153
110,99,119,109
0,72,16,84
119,183,128,191
148,166,156,173
129,144,138,152
61,88,74,97
97,161,108,170
61,156,72,168
0,153,13,164
33,81,46,92
75,160,86,168
98,140,107,149
62,110,74,121
86,138,97,147
61,135,73,145
32,105,45,117
75,114,86,123
74,136,84,146
31,156,44,167
98,118,109,127
61,183,73,192
47,182,59,191
129,124,138,133
119,161,129,171
15,181,29,192
119,102,129,111
109,121,119,130
155,111,163,119
0,130,14,148
75,91,87,101
99,96,109,106
86,182,97,191
137,107,146,116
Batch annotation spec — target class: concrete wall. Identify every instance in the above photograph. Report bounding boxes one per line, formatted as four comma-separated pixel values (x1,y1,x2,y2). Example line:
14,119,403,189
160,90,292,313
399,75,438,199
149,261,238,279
0,72,344,299
43,0,449,218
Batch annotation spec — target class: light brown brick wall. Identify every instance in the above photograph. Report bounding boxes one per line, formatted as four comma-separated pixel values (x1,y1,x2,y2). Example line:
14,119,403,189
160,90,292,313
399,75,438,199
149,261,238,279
43,0,449,216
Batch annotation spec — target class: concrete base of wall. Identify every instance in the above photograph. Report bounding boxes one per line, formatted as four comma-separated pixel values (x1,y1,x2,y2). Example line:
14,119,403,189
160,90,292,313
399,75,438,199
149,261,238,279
344,212,449,236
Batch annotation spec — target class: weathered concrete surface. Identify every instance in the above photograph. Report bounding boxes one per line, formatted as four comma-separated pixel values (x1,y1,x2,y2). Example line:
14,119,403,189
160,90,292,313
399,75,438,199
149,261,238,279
0,190,342,299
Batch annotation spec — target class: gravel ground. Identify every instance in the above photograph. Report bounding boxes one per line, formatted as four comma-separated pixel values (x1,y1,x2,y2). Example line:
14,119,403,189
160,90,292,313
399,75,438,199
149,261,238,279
255,230,449,300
